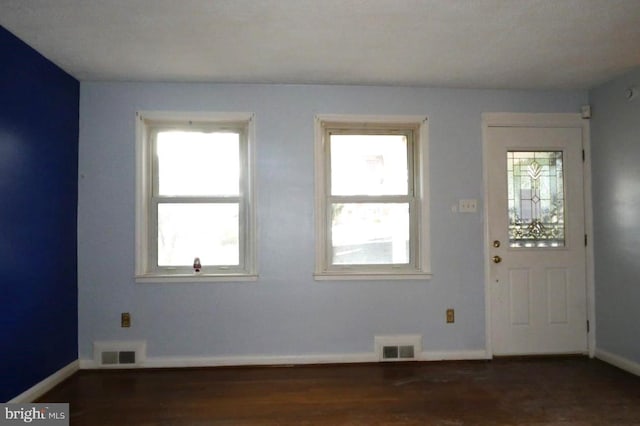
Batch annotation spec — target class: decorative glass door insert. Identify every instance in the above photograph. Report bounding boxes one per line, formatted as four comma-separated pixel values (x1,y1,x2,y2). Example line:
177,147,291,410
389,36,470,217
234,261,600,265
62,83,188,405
507,151,565,248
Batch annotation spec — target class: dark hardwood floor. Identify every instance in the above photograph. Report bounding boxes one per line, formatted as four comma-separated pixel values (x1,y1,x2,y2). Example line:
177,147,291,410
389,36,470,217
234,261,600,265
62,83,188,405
37,357,640,425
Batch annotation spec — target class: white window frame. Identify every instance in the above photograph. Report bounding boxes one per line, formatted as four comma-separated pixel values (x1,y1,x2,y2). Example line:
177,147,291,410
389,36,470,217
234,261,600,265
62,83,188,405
314,114,431,280
135,111,257,283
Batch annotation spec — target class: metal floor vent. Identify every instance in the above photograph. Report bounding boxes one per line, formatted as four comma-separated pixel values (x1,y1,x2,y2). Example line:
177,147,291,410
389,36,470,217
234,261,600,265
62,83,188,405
382,344,415,360
375,335,421,362
93,341,146,368
101,350,137,365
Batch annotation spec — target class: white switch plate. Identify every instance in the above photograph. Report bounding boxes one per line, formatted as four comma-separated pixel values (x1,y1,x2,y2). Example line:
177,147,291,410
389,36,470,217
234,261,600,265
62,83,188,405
458,199,477,213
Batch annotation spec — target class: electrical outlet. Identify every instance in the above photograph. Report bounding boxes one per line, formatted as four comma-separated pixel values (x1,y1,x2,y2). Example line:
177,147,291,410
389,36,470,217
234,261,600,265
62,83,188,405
446,309,455,323
121,312,131,328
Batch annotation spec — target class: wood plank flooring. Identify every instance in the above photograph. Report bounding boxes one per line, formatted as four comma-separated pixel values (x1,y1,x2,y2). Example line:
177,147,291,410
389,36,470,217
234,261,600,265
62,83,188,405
37,357,640,425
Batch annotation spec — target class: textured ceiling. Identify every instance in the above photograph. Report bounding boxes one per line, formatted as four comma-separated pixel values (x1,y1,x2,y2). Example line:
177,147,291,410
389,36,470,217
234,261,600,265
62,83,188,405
1,0,640,89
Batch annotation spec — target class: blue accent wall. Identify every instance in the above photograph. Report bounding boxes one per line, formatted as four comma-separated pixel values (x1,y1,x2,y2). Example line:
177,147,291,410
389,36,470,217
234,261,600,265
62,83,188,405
590,67,640,365
0,26,79,401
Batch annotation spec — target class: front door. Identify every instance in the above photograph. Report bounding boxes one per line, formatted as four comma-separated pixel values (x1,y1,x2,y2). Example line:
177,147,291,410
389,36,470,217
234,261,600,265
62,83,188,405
485,115,588,355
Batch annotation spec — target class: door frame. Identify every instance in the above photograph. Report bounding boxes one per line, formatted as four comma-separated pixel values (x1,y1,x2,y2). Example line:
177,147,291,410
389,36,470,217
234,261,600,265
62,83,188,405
482,113,595,358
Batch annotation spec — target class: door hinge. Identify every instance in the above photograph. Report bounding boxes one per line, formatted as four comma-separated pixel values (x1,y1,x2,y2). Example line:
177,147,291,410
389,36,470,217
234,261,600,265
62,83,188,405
584,234,588,246
582,150,585,162
587,320,590,333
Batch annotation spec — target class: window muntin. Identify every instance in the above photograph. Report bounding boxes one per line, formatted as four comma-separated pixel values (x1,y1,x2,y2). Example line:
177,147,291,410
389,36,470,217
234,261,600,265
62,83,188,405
136,113,255,281
315,117,430,279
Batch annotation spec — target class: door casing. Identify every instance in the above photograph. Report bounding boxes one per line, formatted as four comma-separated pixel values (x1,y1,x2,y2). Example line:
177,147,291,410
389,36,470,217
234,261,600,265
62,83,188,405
482,113,595,358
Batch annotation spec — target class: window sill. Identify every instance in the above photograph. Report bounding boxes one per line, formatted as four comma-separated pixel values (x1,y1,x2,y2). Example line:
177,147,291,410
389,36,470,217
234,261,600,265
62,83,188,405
135,274,259,283
313,271,432,281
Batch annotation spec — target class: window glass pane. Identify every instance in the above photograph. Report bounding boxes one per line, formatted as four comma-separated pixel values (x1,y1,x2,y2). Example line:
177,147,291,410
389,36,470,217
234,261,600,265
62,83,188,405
508,151,565,248
330,134,408,196
331,203,409,265
157,131,239,196
158,203,239,266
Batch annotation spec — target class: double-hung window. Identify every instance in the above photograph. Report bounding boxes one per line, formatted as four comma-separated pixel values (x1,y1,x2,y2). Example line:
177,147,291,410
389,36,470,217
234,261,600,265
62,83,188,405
136,112,256,282
314,115,430,280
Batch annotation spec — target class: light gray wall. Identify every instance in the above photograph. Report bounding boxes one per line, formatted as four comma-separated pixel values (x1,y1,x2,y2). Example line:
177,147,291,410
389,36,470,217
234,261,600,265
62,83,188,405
78,83,586,360
590,68,640,364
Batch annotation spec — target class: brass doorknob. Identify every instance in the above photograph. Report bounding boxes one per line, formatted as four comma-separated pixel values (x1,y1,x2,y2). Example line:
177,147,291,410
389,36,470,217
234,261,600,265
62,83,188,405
492,255,502,264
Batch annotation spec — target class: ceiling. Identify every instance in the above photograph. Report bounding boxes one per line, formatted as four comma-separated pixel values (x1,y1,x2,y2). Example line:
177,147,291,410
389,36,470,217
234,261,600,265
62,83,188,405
2,0,640,90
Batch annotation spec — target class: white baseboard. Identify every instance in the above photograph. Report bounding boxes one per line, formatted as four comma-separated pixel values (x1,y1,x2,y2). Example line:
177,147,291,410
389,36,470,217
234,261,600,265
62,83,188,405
82,352,378,369
421,350,490,361
8,360,79,403
595,348,640,377
80,350,488,369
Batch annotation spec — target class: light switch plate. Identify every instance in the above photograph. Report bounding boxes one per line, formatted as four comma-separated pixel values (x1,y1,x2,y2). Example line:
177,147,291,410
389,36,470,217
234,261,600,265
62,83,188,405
458,199,477,213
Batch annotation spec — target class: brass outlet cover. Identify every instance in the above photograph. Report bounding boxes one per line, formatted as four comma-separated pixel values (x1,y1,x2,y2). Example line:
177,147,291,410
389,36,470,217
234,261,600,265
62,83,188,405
121,312,131,328
446,309,455,323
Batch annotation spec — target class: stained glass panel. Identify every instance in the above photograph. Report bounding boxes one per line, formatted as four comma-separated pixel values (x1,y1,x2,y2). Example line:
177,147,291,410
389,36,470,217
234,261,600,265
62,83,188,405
508,151,565,248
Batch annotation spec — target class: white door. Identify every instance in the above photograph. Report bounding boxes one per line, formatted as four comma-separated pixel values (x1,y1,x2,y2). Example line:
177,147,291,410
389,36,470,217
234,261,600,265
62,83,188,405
485,115,588,355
